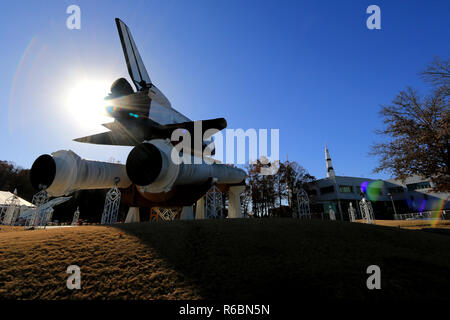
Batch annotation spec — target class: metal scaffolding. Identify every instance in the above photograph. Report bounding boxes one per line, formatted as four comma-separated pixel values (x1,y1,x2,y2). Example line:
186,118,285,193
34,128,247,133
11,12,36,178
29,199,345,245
27,190,50,227
101,186,121,225
0,189,21,225
150,207,182,221
295,188,311,219
205,185,223,219
328,205,336,221
359,197,375,224
72,207,80,226
348,202,357,222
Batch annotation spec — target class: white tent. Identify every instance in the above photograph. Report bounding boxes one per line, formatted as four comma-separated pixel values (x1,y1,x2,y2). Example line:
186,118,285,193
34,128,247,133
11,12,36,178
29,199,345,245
0,191,34,207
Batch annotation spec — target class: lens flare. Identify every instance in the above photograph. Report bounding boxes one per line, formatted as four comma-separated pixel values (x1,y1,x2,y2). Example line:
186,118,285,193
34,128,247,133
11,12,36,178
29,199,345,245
9,36,47,134
419,199,427,212
430,198,446,227
360,180,384,201
360,181,368,193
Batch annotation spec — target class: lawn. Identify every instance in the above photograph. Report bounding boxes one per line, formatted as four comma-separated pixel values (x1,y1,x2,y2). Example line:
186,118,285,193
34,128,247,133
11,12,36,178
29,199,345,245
0,219,449,300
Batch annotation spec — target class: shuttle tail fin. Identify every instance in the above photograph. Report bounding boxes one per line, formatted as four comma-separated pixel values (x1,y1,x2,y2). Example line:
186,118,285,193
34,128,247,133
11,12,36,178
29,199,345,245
115,18,151,91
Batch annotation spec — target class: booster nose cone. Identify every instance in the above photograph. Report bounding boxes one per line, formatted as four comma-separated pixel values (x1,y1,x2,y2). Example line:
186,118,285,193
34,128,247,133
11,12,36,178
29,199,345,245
126,142,163,186
30,154,56,190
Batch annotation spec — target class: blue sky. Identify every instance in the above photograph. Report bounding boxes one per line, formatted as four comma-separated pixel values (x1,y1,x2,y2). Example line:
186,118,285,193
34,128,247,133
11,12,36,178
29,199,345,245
0,0,448,180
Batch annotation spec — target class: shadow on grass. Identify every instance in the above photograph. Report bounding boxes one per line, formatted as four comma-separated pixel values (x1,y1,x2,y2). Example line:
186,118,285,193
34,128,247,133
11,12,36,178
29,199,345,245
112,219,450,300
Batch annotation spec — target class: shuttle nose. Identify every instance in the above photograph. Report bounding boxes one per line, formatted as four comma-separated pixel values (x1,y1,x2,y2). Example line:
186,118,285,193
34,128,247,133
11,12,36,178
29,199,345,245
126,142,163,186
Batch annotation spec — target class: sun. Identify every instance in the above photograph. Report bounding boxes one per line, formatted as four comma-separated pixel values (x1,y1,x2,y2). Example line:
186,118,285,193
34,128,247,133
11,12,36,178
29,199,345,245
65,80,112,128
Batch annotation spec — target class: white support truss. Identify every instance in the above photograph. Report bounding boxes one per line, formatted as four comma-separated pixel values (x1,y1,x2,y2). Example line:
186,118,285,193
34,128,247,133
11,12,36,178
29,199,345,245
348,202,357,222
151,207,181,221
205,185,223,219
295,188,311,219
101,186,121,225
27,190,50,227
45,208,54,224
0,190,21,225
328,205,336,221
359,197,375,224
72,207,80,226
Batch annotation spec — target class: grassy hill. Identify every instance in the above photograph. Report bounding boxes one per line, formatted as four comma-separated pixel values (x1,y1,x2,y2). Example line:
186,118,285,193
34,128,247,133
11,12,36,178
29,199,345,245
1,219,449,300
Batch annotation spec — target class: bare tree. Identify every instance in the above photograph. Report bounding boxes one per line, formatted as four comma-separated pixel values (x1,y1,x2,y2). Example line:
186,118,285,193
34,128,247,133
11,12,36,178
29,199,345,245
421,56,450,92
284,160,315,210
371,57,449,192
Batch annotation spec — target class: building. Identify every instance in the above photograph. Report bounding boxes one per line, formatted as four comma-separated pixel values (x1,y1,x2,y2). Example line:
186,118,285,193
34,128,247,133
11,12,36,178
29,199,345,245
308,146,450,220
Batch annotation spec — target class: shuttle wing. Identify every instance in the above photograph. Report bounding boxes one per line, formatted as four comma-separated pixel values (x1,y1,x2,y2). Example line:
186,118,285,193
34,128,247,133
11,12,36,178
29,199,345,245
74,117,227,146
74,131,140,146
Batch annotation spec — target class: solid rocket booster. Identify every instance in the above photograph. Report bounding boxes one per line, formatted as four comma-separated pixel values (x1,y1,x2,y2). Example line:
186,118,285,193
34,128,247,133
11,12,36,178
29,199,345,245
30,150,132,197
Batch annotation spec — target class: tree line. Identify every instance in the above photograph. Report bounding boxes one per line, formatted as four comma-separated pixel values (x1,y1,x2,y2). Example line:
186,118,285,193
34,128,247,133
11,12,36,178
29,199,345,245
0,161,35,201
242,160,316,218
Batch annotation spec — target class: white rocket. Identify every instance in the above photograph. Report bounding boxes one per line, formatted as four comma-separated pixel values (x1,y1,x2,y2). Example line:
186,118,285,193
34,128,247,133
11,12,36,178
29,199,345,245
325,144,336,178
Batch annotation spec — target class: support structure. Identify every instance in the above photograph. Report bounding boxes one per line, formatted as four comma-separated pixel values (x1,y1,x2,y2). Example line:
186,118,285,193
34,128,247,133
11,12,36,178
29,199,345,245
150,207,182,221
125,207,140,223
348,202,357,222
45,208,55,225
354,200,361,219
359,197,375,224
71,207,80,226
228,185,245,218
195,197,205,219
0,189,21,225
295,188,311,219
101,186,121,225
123,184,245,222
180,206,194,220
27,190,49,227
328,205,336,221
205,185,223,219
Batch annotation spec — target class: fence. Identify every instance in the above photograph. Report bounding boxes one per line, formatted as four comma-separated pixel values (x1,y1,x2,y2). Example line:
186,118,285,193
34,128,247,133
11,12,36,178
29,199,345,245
394,210,448,220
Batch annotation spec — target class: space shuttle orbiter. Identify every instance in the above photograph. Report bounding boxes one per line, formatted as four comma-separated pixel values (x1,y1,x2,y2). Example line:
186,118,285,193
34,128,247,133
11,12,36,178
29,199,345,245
74,19,226,152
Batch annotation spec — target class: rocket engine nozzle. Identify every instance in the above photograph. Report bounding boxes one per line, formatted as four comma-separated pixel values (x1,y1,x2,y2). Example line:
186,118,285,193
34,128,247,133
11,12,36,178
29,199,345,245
126,139,247,194
125,142,164,186
30,154,57,191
